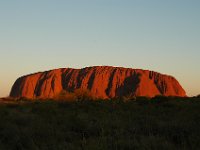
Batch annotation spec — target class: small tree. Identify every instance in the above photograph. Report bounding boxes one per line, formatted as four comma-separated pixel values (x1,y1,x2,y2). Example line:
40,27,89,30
121,94,136,102
74,89,94,101
55,90,77,101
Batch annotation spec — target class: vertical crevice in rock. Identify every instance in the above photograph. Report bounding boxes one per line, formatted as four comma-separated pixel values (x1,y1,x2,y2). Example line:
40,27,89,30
105,68,117,97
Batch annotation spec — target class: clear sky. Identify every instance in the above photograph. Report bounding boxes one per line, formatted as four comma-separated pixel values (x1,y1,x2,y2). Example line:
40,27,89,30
0,0,199,97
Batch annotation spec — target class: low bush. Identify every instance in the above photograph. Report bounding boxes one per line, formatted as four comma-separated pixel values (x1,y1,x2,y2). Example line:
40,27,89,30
54,90,77,102
54,89,95,102
74,89,95,101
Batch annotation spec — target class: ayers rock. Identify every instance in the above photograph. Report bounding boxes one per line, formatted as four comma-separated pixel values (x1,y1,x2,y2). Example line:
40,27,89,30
10,66,186,99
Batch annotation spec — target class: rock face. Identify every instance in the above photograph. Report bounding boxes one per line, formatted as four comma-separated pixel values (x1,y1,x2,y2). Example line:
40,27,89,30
10,66,186,99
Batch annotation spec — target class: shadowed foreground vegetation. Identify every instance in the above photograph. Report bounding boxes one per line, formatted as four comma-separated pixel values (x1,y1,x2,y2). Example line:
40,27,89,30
0,97,200,150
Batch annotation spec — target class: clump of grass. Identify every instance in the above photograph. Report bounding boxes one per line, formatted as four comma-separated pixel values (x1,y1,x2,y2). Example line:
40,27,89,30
54,89,95,102
54,90,77,102
74,89,95,101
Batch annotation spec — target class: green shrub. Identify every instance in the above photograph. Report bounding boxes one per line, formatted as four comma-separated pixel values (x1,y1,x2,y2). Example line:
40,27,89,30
54,90,77,102
54,89,95,102
74,89,94,101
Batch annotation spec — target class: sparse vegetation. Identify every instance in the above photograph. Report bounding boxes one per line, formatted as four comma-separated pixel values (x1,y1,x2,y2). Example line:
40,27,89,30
74,89,95,101
54,89,95,102
0,97,200,150
54,90,77,102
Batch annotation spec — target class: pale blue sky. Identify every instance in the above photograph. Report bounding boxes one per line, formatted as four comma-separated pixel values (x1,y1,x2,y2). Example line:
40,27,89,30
0,0,199,97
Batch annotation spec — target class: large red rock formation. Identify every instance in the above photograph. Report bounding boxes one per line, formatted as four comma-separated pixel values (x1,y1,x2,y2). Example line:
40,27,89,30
10,66,186,99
